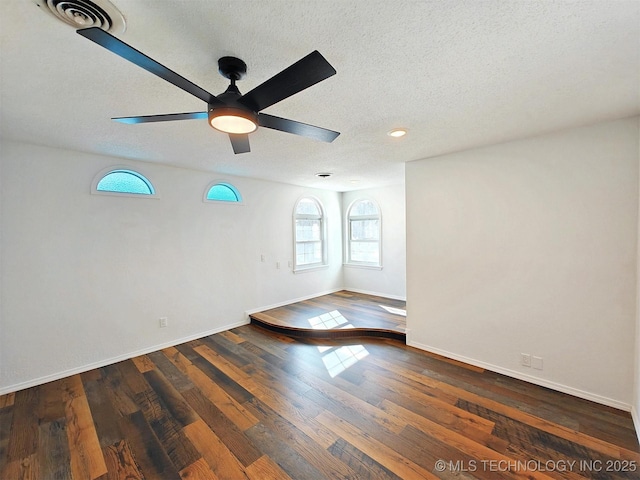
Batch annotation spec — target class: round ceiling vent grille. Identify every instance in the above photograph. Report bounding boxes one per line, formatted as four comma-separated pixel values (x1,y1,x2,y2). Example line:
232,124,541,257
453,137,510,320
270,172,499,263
32,0,126,33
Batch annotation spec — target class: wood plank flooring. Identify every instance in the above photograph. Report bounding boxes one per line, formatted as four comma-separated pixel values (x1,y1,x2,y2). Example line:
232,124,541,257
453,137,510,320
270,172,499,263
1,323,639,479
250,291,407,340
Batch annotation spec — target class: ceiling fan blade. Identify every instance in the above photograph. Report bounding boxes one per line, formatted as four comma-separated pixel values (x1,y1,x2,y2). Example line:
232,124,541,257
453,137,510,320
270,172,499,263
229,134,251,154
77,27,223,106
238,51,336,112
258,113,340,143
113,112,208,124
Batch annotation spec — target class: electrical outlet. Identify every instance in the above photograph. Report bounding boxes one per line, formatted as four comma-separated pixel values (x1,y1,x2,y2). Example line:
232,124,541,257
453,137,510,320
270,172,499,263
159,317,168,328
260,254,266,263
521,353,531,367
276,261,280,269
532,356,543,370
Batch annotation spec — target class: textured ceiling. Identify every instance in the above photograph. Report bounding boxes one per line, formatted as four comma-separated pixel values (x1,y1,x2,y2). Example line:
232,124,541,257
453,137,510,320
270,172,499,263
1,0,639,191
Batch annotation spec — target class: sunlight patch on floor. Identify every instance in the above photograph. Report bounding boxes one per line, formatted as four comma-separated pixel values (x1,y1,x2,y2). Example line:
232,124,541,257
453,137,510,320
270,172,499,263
309,310,369,377
379,304,406,316
307,310,349,329
321,345,369,377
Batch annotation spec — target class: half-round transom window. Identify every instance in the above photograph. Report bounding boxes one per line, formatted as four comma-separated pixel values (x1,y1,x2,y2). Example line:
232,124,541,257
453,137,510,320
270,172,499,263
96,169,155,195
204,182,242,203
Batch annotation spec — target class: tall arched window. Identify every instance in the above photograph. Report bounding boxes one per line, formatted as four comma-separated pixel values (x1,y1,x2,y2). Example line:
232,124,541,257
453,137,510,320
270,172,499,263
92,167,157,197
346,198,381,267
294,197,327,271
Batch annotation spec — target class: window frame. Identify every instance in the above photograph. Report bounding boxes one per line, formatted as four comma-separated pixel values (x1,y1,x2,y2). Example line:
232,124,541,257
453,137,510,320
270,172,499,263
345,198,382,269
91,166,158,198
203,180,243,205
293,196,328,272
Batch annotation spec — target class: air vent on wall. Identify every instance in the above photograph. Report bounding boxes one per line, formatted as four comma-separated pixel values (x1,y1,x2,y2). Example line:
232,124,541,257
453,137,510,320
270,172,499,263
32,0,126,34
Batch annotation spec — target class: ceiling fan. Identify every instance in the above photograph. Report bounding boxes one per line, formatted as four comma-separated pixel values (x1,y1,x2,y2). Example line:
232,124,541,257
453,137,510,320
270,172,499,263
76,27,340,154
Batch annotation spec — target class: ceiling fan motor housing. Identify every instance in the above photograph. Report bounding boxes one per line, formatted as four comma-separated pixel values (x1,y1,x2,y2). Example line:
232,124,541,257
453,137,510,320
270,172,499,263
208,82,258,134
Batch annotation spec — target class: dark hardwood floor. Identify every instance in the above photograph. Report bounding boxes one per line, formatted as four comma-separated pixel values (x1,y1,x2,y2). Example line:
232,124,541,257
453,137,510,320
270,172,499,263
250,290,407,341
1,304,638,478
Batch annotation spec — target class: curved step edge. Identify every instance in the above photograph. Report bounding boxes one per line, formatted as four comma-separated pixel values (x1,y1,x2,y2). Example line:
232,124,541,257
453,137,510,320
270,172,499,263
249,315,406,342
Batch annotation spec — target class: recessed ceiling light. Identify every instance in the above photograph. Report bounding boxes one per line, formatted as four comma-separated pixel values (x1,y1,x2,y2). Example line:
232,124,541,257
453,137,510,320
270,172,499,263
387,128,407,138
350,180,360,184
316,172,332,178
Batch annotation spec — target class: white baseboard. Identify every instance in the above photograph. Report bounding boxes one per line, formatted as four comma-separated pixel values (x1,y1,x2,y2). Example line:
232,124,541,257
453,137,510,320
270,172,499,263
407,340,633,412
244,288,343,316
632,406,640,444
342,288,406,301
0,319,249,397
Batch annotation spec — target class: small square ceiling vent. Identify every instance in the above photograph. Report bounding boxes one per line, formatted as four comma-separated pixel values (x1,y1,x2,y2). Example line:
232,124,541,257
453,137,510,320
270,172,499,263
31,0,125,34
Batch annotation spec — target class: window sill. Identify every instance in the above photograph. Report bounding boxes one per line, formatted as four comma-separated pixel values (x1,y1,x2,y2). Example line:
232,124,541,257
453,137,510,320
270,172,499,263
203,199,244,205
343,263,383,271
91,190,159,199
293,264,329,274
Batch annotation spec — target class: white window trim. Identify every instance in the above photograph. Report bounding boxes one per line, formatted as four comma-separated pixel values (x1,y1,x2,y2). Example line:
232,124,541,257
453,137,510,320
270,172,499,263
344,198,382,268
293,196,328,272
203,180,244,205
91,165,159,199
343,263,383,271
293,264,330,274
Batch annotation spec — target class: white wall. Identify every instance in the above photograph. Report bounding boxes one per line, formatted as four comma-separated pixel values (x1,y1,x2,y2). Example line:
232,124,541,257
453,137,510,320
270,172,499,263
634,118,640,437
342,184,406,300
0,141,343,394
406,117,639,409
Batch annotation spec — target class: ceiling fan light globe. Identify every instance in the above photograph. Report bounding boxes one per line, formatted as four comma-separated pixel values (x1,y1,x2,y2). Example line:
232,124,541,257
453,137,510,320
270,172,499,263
208,108,258,134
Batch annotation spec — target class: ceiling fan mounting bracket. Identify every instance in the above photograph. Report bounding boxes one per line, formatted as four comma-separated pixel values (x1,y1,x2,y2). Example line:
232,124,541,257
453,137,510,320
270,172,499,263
218,56,247,81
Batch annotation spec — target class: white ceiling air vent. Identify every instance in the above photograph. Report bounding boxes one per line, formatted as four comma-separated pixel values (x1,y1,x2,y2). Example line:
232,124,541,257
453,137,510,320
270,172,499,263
31,0,126,34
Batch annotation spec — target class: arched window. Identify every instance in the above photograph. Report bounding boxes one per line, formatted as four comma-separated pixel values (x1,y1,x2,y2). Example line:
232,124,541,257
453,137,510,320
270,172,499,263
204,182,242,203
92,168,156,197
294,197,327,270
346,198,381,267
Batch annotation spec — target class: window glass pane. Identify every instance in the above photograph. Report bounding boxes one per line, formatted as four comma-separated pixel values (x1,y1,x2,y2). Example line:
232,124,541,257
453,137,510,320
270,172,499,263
296,219,321,241
351,199,378,216
350,241,379,263
96,170,154,195
296,198,320,216
350,219,379,241
207,184,239,202
296,241,322,265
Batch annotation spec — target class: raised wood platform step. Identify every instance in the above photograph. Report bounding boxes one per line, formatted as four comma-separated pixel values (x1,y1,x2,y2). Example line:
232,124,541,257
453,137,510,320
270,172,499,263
249,291,407,342
250,312,407,341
